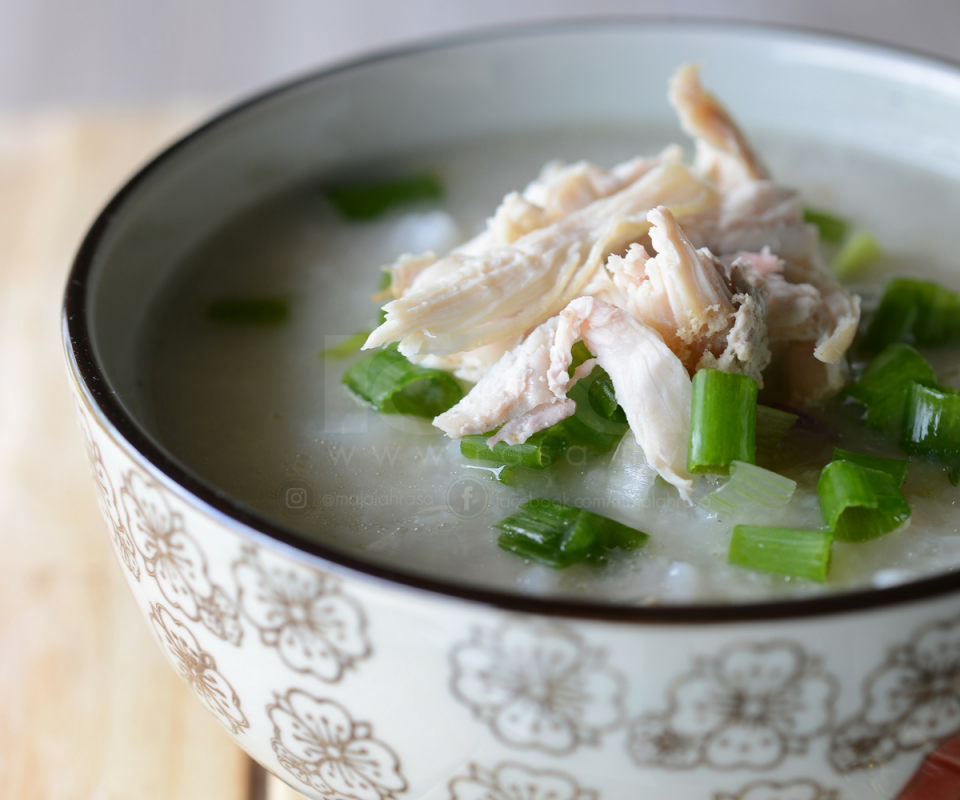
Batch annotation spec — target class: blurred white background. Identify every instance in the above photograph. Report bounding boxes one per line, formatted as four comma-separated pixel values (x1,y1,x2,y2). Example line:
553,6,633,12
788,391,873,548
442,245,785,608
3,0,960,110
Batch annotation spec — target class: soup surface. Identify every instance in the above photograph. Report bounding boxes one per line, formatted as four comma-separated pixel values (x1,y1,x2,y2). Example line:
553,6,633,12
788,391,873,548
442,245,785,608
144,122,960,604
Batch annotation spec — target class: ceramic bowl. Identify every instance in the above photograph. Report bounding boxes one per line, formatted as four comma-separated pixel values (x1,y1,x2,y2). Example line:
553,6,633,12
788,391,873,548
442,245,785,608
63,21,960,800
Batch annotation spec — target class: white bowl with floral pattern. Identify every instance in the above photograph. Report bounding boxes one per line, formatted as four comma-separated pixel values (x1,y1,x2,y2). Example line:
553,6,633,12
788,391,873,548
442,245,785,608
63,21,960,800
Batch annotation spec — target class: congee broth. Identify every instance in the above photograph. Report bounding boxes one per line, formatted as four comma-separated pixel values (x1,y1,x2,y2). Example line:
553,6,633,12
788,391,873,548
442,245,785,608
145,84,960,604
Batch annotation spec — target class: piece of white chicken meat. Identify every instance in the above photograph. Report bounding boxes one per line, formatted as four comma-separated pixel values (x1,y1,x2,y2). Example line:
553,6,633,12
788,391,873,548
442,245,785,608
549,297,696,499
668,63,860,404
700,183,860,405
386,144,684,299
602,206,769,384
668,63,768,193
434,296,697,500
433,207,767,496
364,161,718,358
380,146,684,382
432,318,574,441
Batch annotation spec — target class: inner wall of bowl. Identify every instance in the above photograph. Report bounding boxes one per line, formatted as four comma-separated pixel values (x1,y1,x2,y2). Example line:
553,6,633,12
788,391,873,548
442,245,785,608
88,21,960,457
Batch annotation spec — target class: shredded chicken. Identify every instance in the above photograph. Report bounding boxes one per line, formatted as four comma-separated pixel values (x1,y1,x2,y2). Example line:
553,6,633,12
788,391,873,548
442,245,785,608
702,182,861,367
360,63,866,495
414,335,522,383
731,250,822,342
668,63,767,192
401,154,682,381
433,319,563,439
549,297,696,499
395,145,684,298
365,162,717,358
600,207,770,383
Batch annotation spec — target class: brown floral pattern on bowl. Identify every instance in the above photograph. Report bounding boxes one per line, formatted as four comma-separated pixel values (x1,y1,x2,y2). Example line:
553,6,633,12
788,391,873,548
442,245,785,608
447,761,598,800
627,640,838,771
268,688,407,799
449,619,626,755
123,468,242,644
830,613,960,773
232,544,371,682
149,602,249,735
75,403,140,581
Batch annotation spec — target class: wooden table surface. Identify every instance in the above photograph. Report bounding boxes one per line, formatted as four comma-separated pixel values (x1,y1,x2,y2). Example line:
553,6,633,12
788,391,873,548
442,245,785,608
0,110,303,800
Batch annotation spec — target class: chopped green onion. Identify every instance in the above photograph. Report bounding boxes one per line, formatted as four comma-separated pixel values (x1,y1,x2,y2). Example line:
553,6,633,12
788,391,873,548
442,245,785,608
563,369,628,450
862,278,960,352
587,512,650,551
495,498,648,568
569,340,594,376
832,230,883,280
321,331,371,359
902,382,960,474
728,525,832,582
207,297,289,325
495,499,582,567
688,369,758,475
343,348,461,417
818,460,911,542
832,447,909,487
803,207,849,243
846,343,937,431
460,375,627,470
587,368,628,423
565,341,627,423
325,173,444,220
756,404,798,463
700,461,797,519
554,391,626,453
566,343,626,424
460,428,567,469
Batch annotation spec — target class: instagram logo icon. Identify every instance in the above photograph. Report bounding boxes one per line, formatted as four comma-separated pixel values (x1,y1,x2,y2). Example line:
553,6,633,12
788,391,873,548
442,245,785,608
276,478,315,518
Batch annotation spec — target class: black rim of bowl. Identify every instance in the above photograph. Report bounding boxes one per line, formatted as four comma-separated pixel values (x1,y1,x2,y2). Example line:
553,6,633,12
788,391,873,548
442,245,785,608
63,17,960,624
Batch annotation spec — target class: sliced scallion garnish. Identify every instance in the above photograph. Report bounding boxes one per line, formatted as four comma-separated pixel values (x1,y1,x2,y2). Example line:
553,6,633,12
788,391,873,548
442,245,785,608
846,343,937,431
688,369,757,475
568,340,594,376
700,461,797,519
343,348,462,417
460,428,567,469
832,230,883,280
728,525,832,582
207,297,289,325
832,447,909,487
756,404,798,463
862,278,960,352
495,498,648,568
803,207,849,243
587,368,627,423
817,460,911,542
565,369,628,448
461,368,626,468
902,382,960,475
325,173,444,220
566,343,626,423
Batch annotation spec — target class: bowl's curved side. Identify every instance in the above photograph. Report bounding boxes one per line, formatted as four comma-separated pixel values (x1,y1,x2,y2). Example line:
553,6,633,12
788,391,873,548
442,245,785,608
67,351,960,799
